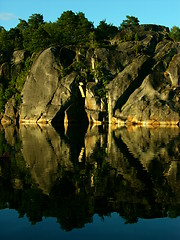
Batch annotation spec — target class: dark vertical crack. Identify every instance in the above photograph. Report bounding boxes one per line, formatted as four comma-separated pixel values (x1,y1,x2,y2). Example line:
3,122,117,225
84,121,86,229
114,57,155,114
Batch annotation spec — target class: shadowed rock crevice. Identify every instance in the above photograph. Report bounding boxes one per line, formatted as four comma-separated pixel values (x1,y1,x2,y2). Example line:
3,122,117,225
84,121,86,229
113,56,154,114
1,25,179,126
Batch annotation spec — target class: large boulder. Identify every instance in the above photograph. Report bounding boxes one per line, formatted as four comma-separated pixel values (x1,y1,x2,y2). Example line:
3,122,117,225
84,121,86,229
19,46,106,125
11,50,29,78
20,47,77,124
106,39,180,125
1,95,19,125
119,75,179,125
107,55,151,112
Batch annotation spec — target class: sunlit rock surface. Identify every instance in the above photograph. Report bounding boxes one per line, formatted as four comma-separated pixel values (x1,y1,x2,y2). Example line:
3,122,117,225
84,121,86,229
20,47,76,124
166,53,180,86
0,26,180,125
107,39,180,125
1,95,18,125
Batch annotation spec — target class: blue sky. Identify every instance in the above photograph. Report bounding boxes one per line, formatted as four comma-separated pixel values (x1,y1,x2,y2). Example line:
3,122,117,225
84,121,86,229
0,0,180,30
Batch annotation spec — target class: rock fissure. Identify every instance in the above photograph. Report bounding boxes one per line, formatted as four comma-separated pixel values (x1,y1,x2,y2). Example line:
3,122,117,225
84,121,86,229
113,56,154,115
1,27,180,126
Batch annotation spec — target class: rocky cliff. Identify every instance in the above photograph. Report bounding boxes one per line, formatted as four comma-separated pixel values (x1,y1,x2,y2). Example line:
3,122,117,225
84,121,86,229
1,25,180,126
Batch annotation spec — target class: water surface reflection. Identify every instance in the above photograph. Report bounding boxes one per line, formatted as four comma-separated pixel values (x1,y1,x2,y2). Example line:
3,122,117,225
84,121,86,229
0,123,180,234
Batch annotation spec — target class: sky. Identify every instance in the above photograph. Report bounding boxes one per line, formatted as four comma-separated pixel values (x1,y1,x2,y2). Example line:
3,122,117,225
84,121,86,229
0,0,180,30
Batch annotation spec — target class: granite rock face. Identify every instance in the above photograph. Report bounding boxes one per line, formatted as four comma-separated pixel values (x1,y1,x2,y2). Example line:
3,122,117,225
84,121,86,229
20,47,61,123
117,74,180,125
1,25,180,126
166,53,180,86
1,95,19,125
85,82,106,123
20,47,78,123
11,50,28,77
0,50,27,84
106,38,180,125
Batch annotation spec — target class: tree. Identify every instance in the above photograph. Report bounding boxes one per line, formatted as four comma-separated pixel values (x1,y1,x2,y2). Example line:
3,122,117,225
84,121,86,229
22,14,48,52
56,11,94,46
169,26,180,42
75,12,94,46
56,11,77,45
0,26,4,32
0,28,13,62
0,84,5,112
95,20,118,43
120,15,139,29
31,26,51,52
27,14,44,30
17,19,28,32
43,22,61,46
8,28,23,50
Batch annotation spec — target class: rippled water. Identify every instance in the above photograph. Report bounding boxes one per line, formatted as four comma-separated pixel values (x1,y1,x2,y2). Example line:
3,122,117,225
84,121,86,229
0,124,179,239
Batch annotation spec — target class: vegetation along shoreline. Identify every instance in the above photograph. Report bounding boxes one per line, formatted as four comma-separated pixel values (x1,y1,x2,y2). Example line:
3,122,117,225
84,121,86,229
0,12,179,127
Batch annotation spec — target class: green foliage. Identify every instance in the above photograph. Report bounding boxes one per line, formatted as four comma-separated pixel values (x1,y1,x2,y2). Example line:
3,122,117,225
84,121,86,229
22,14,51,53
135,33,139,41
169,26,180,41
120,15,140,29
43,22,60,46
73,60,88,83
0,11,143,62
0,84,5,112
95,20,118,44
124,29,134,41
15,11,94,53
59,56,109,99
0,28,14,63
3,79,16,103
0,10,179,111
3,56,32,106
30,26,51,53
16,58,30,91
17,19,28,31
92,62,109,99
27,14,44,29
56,11,94,46
118,29,139,42
8,28,23,50
0,26,24,63
89,32,98,48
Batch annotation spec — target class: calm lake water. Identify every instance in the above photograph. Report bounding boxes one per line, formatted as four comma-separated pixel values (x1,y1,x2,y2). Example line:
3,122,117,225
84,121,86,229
0,123,179,239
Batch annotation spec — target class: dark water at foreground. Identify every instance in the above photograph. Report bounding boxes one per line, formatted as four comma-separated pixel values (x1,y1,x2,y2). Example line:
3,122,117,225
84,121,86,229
0,123,179,239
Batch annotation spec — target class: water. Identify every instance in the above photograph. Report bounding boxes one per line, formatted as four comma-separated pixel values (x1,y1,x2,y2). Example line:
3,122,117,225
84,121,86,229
0,210,180,240
0,123,179,239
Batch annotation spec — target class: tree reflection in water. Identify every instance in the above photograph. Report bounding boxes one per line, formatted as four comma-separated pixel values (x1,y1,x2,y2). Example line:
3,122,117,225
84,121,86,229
0,123,179,231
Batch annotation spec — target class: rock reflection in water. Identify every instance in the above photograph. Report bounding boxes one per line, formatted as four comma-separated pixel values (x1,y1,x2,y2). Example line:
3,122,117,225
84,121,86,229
19,124,73,195
0,123,179,230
